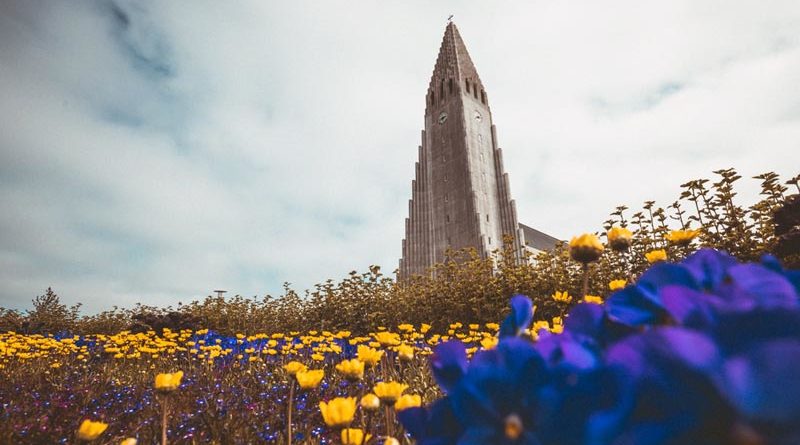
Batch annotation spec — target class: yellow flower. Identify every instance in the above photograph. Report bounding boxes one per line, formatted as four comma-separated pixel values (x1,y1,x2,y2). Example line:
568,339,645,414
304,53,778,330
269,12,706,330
120,439,137,445
296,369,324,390
551,291,573,304
397,323,414,332
335,358,365,381
154,370,183,393
664,228,701,246
394,394,422,411
373,381,408,404
584,295,603,304
374,331,401,347
396,344,414,362
480,337,498,350
607,226,633,251
420,323,432,334
569,233,604,263
76,419,108,441
645,249,668,263
608,279,627,291
283,361,307,376
357,344,384,367
485,322,500,331
319,397,357,428
341,428,371,445
360,393,380,410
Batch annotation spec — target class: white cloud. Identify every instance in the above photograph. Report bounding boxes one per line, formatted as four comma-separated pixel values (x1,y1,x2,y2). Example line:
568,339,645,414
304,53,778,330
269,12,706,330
0,0,798,312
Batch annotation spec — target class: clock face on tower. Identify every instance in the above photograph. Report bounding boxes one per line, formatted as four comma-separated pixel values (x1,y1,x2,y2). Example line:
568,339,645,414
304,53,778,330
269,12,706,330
438,112,448,124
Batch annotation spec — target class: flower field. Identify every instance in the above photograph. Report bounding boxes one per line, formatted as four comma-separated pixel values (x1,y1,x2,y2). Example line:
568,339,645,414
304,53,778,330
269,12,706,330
1,170,798,444
0,322,483,443
3,247,800,444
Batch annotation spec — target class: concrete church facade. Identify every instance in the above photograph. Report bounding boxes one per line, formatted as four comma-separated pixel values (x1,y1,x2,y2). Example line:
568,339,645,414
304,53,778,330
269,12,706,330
399,22,558,279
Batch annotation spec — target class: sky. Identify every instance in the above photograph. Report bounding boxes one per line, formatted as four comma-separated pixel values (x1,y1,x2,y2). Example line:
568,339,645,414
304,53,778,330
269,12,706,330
1,1,799,313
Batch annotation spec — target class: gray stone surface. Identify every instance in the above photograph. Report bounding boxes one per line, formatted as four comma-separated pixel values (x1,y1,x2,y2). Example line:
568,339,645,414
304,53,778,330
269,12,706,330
399,22,552,279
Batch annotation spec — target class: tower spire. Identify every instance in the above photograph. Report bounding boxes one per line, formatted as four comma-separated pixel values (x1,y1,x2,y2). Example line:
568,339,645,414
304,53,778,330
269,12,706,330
426,22,487,116
400,22,529,279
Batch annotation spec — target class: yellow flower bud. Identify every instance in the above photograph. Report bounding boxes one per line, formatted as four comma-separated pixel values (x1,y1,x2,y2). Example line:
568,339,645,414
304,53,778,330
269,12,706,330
569,233,604,263
551,291,573,304
154,370,183,393
319,397,357,428
360,393,381,411
583,295,603,305
373,381,408,404
607,226,633,251
296,369,324,390
357,345,383,367
664,228,701,246
76,419,108,441
645,249,668,263
396,344,414,362
608,279,627,291
283,361,307,376
335,358,365,381
394,393,422,411
341,428,371,445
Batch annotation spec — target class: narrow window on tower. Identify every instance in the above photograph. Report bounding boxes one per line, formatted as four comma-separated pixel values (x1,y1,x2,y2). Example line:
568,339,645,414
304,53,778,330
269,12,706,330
473,87,478,99
486,214,489,223
444,193,449,202
465,79,471,94
488,236,492,245
446,214,451,223
440,79,445,100
444,174,448,182
430,91,435,105
481,90,487,104
448,78,454,94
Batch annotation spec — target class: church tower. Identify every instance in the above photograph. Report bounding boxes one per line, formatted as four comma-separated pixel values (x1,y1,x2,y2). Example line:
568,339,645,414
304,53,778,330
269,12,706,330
399,22,527,279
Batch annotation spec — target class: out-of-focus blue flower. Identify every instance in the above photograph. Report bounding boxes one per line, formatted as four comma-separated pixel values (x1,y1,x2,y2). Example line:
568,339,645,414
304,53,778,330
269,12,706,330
397,398,462,445
408,250,800,445
402,337,548,445
500,294,535,338
431,341,468,394
587,327,739,445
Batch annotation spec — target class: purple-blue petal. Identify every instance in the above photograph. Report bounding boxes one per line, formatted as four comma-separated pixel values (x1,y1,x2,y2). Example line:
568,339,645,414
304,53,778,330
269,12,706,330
431,341,468,393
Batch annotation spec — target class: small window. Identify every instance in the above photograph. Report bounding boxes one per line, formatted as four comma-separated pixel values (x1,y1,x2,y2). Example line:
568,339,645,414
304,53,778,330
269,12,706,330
446,215,451,223
444,193,449,202
486,214,489,222
430,91,435,105
488,236,492,245
465,80,471,93
448,78,454,94
444,174,448,182
473,87,478,99
481,90,486,104
440,80,445,99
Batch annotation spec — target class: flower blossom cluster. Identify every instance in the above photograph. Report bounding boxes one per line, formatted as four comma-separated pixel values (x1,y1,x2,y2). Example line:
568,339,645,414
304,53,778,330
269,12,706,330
400,249,800,445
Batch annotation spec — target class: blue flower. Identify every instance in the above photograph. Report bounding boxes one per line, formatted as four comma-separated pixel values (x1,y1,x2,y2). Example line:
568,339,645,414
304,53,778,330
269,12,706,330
500,295,534,338
409,250,800,445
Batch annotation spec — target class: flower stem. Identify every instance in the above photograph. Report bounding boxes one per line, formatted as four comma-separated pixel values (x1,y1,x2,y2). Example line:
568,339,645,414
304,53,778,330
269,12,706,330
161,395,169,445
385,405,393,439
581,263,590,299
287,380,295,445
